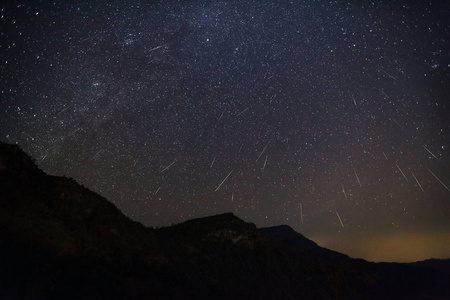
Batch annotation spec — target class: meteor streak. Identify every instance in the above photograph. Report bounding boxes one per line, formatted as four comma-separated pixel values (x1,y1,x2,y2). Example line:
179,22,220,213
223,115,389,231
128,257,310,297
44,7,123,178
427,168,450,191
411,172,424,192
39,152,49,162
58,104,73,115
161,159,177,172
396,164,409,182
341,184,348,201
88,150,102,162
155,186,161,195
380,69,397,80
149,44,168,52
216,109,226,124
422,145,438,160
353,167,361,187
262,155,268,170
236,107,249,117
256,141,270,162
215,169,234,192
380,89,389,98
68,126,82,137
133,155,140,167
336,210,344,228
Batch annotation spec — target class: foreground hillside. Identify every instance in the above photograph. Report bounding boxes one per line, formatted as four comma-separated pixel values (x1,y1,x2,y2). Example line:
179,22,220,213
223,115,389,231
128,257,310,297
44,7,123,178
0,142,449,299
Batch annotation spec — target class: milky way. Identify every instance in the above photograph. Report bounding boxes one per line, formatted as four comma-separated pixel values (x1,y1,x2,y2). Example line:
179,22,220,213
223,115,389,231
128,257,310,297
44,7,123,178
1,1,449,262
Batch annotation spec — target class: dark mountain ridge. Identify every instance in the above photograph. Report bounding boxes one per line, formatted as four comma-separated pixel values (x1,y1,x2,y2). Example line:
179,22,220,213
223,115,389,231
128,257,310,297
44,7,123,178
0,141,449,299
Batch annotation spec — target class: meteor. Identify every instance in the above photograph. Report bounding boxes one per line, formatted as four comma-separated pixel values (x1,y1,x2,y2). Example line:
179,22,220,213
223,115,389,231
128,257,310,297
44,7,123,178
341,184,348,201
336,210,344,228
262,155,268,170
411,172,424,193
149,44,168,52
236,107,249,117
155,186,161,195
58,104,73,115
380,69,397,80
396,164,409,182
256,141,270,162
422,145,438,160
353,167,361,187
133,155,140,167
161,159,177,172
215,169,234,192
88,150,102,162
427,168,450,191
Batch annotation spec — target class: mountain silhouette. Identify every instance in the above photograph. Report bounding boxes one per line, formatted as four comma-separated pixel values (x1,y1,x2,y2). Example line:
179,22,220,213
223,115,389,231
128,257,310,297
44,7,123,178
0,141,449,299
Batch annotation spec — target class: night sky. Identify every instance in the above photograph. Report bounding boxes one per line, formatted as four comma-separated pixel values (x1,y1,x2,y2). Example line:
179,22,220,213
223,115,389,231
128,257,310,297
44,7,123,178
1,1,450,263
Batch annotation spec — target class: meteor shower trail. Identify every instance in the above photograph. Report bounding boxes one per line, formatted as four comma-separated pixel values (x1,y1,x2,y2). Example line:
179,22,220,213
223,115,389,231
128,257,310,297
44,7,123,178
427,168,450,191
336,210,344,228
215,170,234,192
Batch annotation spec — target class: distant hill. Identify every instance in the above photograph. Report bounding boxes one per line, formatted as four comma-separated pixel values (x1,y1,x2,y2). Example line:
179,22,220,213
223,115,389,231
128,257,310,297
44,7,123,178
1,141,449,299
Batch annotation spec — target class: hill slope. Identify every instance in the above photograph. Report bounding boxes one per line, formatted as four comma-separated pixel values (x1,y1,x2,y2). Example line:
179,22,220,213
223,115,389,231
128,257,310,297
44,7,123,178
0,142,449,299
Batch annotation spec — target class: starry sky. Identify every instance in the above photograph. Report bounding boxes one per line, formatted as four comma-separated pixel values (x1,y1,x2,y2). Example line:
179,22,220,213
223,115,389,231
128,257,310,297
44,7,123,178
1,1,450,263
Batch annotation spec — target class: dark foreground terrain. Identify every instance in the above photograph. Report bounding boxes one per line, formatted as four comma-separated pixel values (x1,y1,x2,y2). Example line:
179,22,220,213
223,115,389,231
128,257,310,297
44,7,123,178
1,141,449,299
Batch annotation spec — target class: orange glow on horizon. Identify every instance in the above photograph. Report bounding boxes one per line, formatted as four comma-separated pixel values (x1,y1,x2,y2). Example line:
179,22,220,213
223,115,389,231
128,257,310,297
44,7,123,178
313,231,450,263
